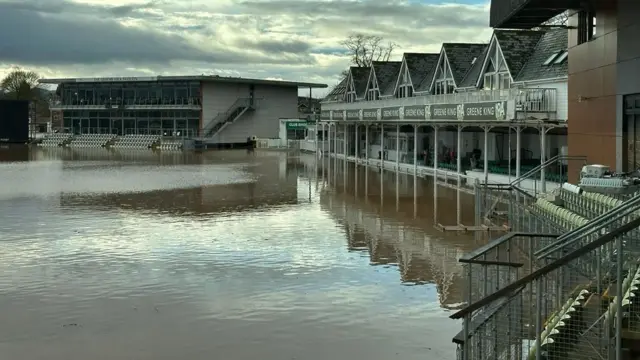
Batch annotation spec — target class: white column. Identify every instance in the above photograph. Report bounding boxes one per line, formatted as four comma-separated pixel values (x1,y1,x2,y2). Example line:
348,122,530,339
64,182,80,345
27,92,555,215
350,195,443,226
457,125,462,177
355,124,359,159
433,126,439,174
483,126,489,183
396,124,400,169
343,123,347,158
516,126,522,179
314,121,318,156
327,123,331,155
381,124,385,167
540,126,547,192
413,125,418,175
334,123,338,156
365,125,369,165
320,123,324,157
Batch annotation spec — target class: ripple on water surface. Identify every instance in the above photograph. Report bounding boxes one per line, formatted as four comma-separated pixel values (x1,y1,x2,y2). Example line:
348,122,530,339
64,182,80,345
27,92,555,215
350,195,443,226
0,149,466,360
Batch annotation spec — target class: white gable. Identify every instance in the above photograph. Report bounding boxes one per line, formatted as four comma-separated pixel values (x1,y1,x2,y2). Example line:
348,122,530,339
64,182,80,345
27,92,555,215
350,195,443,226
428,47,456,93
476,35,512,89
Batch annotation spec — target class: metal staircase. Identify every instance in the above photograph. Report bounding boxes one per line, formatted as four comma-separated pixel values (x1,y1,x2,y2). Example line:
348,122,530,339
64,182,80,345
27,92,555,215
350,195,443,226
453,182,640,359
203,98,254,138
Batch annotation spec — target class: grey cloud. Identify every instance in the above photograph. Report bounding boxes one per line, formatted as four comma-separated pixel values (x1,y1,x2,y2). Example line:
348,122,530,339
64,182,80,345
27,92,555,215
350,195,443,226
109,1,157,17
237,0,488,28
237,38,312,54
0,0,316,67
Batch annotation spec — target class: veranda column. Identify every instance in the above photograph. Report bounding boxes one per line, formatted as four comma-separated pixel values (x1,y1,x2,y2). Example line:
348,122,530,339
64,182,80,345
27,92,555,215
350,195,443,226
457,125,462,178
396,124,400,169
540,126,547,193
365,125,369,165
413,125,418,175
333,122,338,158
380,124,384,168
433,125,439,174
355,124,359,159
515,126,522,179
484,126,489,184
343,123,347,158
327,123,331,155
321,123,325,156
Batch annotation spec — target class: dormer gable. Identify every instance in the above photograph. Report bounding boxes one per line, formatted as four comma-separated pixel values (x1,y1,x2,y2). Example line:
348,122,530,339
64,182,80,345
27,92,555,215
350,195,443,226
392,55,414,98
477,36,511,90
476,30,543,90
344,68,357,103
364,67,379,101
429,47,456,95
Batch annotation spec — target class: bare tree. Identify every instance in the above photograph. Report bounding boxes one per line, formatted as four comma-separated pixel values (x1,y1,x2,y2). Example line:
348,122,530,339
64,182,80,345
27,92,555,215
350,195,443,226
1,68,50,119
1,68,40,100
341,33,397,68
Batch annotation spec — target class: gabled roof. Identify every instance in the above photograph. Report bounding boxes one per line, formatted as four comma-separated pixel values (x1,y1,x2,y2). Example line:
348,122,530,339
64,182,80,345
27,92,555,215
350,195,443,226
458,46,488,88
494,29,545,79
515,29,568,82
370,61,402,96
442,43,487,86
349,66,371,98
403,53,440,92
380,61,402,96
322,77,348,102
460,29,543,88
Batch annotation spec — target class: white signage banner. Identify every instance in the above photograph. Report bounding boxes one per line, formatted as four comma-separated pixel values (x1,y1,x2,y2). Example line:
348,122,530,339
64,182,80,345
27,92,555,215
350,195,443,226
76,77,157,82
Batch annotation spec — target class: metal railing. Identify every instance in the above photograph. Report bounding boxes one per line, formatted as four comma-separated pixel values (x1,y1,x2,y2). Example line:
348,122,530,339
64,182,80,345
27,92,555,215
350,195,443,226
452,197,640,359
451,216,640,360
481,155,587,223
49,96,202,108
321,88,558,115
202,98,253,137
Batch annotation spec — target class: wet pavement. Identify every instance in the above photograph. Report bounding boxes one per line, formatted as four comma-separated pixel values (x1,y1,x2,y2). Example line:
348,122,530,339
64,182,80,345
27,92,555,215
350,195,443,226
0,146,489,360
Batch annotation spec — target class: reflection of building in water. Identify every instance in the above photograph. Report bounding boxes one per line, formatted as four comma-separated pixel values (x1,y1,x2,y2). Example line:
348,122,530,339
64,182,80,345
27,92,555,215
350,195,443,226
321,190,478,309
59,180,297,216
324,158,477,225
58,153,300,215
36,147,205,164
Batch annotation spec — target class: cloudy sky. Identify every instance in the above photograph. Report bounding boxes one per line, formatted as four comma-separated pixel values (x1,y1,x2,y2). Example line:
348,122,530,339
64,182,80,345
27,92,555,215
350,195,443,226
0,0,491,96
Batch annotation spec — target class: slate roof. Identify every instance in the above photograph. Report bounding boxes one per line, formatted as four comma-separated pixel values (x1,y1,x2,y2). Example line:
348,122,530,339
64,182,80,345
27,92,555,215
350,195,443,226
442,43,487,86
349,66,371,98
371,61,401,96
403,53,440,92
458,46,488,88
515,28,568,82
459,29,543,88
322,77,347,102
494,29,545,79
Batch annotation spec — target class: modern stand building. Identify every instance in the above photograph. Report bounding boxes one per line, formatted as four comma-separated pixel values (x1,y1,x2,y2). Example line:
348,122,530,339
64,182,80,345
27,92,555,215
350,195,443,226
42,75,326,147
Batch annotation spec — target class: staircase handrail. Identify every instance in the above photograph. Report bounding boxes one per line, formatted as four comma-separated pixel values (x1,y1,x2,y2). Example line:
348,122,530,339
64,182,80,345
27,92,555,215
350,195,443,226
203,97,253,135
482,155,587,222
450,215,640,320
510,155,586,188
535,191,640,259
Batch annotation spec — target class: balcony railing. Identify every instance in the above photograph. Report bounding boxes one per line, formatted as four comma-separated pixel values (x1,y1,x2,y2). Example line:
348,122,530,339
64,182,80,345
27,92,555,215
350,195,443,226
321,88,558,120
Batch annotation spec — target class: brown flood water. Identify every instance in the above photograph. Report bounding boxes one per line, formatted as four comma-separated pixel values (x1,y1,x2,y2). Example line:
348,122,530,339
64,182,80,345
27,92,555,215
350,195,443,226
0,146,489,360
